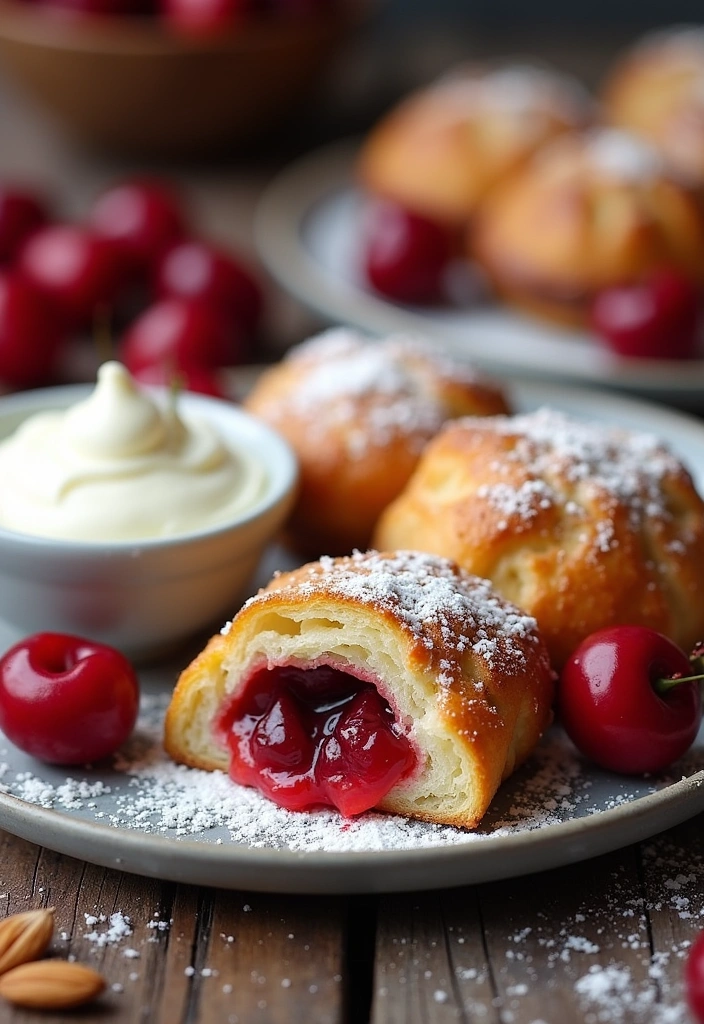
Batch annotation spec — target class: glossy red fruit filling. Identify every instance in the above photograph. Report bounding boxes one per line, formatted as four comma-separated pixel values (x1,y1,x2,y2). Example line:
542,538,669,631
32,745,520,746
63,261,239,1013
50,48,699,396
218,664,416,817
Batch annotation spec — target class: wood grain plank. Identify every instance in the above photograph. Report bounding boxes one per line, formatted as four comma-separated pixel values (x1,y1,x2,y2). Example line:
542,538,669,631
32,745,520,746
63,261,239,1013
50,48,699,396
0,832,192,1023
639,812,704,1015
370,847,681,1024
477,849,653,1023
190,891,348,1024
371,890,496,1023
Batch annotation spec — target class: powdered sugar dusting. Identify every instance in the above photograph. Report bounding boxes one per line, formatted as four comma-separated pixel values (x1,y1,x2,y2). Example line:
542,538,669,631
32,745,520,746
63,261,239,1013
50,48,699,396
586,128,664,181
2,693,702,855
246,550,543,675
471,407,687,548
634,23,704,63
433,64,590,123
281,328,491,459
83,911,133,948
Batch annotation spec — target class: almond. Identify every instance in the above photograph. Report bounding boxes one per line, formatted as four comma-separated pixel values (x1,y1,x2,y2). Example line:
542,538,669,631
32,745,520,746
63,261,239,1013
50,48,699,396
0,960,105,1009
0,908,55,975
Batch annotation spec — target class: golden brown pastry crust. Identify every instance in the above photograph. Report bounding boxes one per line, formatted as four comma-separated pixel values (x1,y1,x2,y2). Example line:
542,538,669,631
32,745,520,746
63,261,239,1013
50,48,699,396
164,550,554,829
603,27,704,186
358,65,591,227
244,329,510,556
374,409,704,668
472,128,704,325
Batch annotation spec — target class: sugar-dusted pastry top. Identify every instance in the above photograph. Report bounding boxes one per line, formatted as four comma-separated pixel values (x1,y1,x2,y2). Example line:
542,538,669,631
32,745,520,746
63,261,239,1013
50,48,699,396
264,328,505,457
471,406,687,538
472,127,704,323
237,548,543,677
358,64,592,226
244,328,509,554
603,26,704,184
165,550,555,829
374,408,704,667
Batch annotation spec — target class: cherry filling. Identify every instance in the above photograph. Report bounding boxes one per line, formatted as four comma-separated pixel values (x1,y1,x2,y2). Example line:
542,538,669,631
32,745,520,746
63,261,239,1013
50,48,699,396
217,664,416,817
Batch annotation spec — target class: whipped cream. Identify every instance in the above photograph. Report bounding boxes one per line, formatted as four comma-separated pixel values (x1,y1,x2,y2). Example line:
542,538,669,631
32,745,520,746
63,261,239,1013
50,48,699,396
0,362,268,542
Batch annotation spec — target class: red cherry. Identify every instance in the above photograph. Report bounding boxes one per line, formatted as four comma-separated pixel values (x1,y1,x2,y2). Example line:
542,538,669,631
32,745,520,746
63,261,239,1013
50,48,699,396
160,0,246,34
120,297,245,374
0,272,65,388
89,181,186,274
0,632,140,765
591,270,701,359
686,932,704,1024
0,186,49,265
17,224,125,329
131,361,227,398
559,626,702,774
155,240,263,335
363,200,452,304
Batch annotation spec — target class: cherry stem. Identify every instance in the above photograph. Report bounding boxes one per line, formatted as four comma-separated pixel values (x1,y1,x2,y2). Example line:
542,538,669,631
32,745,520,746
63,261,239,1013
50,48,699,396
654,645,704,696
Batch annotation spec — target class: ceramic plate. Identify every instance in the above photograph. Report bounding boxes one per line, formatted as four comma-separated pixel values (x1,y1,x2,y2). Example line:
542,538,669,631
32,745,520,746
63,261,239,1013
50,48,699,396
1,380,704,894
255,142,704,409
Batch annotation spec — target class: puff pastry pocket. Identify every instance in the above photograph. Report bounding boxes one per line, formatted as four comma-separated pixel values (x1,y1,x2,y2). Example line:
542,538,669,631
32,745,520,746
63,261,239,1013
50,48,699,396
164,550,554,829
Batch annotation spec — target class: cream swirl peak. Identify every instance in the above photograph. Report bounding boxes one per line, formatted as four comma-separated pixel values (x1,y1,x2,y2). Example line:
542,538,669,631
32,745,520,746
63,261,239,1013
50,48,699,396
0,362,267,542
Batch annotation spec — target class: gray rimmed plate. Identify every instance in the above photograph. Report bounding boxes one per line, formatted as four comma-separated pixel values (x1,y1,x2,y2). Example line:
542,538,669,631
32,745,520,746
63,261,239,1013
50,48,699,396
1,380,704,894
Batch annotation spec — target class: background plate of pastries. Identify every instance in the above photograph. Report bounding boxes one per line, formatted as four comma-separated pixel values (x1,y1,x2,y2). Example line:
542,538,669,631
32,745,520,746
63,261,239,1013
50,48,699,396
256,26,704,409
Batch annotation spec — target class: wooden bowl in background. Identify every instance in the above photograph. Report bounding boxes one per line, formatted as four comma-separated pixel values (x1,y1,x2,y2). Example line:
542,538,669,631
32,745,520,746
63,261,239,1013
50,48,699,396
0,0,356,158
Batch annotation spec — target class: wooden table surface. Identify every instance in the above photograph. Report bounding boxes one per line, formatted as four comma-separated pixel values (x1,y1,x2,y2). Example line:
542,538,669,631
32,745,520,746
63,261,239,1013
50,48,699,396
0,17,702,1024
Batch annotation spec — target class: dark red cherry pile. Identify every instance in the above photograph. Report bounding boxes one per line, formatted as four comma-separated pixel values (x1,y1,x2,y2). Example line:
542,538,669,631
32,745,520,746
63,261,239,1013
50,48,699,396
218,663,416,817
0,632,140,764
15,0,336,37
0,179,263,396
559,626,704,774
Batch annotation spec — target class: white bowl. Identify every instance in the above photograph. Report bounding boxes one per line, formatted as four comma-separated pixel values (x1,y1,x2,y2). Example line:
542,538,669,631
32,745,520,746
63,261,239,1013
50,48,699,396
0,383,297,659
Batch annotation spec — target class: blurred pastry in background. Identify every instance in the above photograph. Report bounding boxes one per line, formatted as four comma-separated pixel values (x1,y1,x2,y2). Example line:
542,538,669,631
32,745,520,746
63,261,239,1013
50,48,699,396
244,328,509,556
373,408,704,669
472,128,704,326
358,64,592,232
603,26,704,188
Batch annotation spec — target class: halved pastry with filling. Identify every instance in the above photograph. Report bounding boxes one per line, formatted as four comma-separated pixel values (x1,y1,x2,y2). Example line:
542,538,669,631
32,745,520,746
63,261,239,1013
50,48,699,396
164,550,554,828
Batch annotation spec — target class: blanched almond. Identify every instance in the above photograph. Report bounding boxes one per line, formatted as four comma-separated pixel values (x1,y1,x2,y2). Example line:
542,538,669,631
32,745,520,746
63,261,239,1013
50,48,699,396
0,959,105,1009
0,908,54,975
